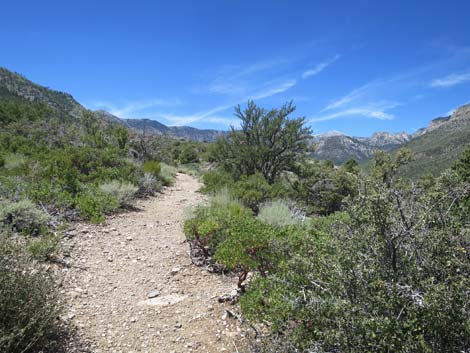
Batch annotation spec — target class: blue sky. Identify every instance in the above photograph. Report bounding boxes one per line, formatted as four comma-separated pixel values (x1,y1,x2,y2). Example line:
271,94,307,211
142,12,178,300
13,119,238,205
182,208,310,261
2,0,470,136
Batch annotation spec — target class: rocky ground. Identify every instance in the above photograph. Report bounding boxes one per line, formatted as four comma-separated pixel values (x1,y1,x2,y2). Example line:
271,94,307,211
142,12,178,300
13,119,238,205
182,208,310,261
58,173,250,353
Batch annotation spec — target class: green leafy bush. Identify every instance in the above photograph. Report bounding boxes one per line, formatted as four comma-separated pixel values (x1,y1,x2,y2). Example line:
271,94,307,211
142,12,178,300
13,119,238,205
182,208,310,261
241,167,470,352
99,180,138,206
0,199,49,235
184,191,252,259
200,170,233,194
293,161,358,215
142,160,161,177
231,173,287,213
179,145,199,164
75,187,119,223
0,239,62,352
214,216,285,290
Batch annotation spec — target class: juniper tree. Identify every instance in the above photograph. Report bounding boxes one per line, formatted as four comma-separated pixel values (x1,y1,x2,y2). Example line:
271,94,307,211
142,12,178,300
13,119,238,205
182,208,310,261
212,100,312,183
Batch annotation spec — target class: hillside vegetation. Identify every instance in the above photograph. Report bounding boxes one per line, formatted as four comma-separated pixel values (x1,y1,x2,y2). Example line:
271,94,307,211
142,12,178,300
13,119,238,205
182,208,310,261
397,104,470,178
0,69,209,352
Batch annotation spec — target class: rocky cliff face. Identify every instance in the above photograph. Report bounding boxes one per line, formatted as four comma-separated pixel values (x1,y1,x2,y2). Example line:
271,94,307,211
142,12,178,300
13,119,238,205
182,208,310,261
312,131,412,164
366,131,411,148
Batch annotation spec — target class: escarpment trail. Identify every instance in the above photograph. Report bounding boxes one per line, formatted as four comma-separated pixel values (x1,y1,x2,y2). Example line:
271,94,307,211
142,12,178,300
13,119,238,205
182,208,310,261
60,173,247,353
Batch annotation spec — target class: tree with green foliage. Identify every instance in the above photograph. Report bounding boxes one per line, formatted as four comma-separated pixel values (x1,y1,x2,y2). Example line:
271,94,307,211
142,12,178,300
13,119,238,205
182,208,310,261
113,125,129,150
343,158,360,174
211,101,312,183
179,144,199,164
453,146,470,182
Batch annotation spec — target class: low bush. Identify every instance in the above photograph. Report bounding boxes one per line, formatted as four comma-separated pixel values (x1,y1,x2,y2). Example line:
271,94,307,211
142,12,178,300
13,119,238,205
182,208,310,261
200,170,233,194
75,187,119,223
0,239,62,352
293,161,358,215
231,173,287,213
138,172,162,195
209,187,241,208
27,233,59,261
0,199,49,236
142,160,161,177
159,163,177,186
184,191,252,260
99,180,138,206
214,216,287,290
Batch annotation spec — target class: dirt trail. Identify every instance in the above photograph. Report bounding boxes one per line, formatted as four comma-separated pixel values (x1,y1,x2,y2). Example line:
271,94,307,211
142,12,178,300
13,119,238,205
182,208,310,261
61,174,247,353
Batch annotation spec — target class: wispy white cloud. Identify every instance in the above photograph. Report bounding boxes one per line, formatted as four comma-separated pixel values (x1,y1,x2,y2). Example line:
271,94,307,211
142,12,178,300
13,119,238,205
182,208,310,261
302,54,340,79
208,82,246,95
250,79,297,100
430,72,470,88
311,101,399,123
157,79,298,126
203,58,288,96
311,108,394,123
93,98,182,119
321,80,379,112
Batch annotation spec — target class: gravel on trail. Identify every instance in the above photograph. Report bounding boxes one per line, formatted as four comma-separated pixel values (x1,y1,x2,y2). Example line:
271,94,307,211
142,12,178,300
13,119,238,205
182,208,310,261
59,173,249,353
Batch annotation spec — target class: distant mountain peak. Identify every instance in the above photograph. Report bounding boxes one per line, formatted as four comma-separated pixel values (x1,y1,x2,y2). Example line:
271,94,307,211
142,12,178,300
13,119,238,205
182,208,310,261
313,130,412,164
315,130,346,138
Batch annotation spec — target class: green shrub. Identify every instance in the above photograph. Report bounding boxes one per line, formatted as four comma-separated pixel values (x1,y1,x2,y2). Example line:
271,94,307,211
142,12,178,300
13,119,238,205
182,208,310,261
3,153,28,172
184,191,252,259
0,239,62,352
200,170,233,194
179,145,199,164
75,187,119,223
241,172,470,352
142,160,161,177
293,161,358,215
159,163,177,186
27,233,59,261
257,200,303,227
214,216,283,289
99,180,138,206
231,173,286,213
0,199,49,236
